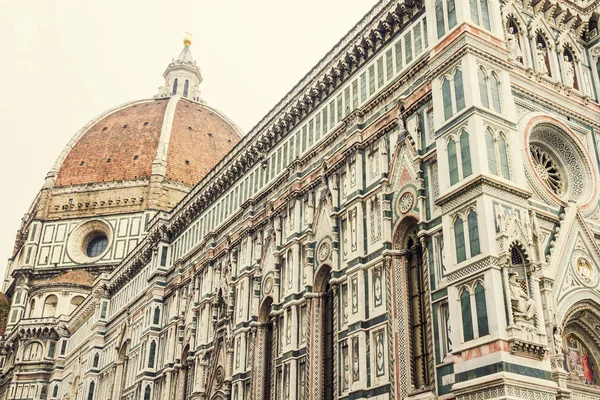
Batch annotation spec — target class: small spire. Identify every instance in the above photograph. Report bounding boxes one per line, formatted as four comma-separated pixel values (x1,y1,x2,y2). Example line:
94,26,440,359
155,35,203,101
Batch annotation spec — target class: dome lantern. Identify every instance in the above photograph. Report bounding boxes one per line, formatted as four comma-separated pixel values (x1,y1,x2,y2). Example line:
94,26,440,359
156,35,203,101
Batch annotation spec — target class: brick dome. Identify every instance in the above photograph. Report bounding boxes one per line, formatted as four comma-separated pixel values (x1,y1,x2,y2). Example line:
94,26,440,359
54,97,242,188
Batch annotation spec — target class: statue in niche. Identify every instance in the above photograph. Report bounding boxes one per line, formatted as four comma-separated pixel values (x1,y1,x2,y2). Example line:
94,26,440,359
553,326,564,354
507,26,523,63
536,43,548,75
563,56,575,88
509,272,537,321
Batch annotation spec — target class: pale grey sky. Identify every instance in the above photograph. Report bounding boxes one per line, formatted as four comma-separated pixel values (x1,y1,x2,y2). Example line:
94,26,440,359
0,0,378,280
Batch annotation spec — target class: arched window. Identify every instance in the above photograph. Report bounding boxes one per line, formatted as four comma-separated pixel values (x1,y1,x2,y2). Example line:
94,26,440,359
183,79,189,97
490,73,501,112
447,0,457,28
40,386,47,400
468,210,480,256
475,282,489,336
148,341,156,369
454,217,466,263
70,296,84,314
498,133,510,179
448,138,459,185
23,342,43,361
42,295,58,318
459,130,472,177
92,353,99,368
87,381,95,400
436,0,445,38
153,307,160,325
470,0,490,29
172,78,178,95
485,128,497,173
52,385,58,398
144,385,152,400
29,299,36,318
479,67,490,108
454,70,465,111
442,78,452,120
461,289,474,341
486,129,510,179
436,0,456,38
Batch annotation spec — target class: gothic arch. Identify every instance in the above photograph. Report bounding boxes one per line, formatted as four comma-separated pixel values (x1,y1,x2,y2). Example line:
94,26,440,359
392,216,434,395
559,300,600,389
313,264,332,293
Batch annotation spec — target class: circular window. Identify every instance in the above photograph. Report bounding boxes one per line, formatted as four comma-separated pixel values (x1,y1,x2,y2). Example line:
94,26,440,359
86,235,108,257
526,121,596,208
67,220,112,264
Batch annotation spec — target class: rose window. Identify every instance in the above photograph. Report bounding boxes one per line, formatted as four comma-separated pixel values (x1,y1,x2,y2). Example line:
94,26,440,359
526,122,596,208
530,145,563,195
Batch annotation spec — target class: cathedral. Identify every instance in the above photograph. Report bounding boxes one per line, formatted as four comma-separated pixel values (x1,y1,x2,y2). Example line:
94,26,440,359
1,0,600,399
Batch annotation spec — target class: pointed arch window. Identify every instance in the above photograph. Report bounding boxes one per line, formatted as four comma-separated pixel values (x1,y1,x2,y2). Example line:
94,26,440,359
87,382,95,400
479,68,490,108
475,282,489,336
436,0,445,38
447,0,457,28
498,134,510,178
442,70,465,121
92,353,99,368
490,73,501,112
442,78,452,120
172,78,178,95
454,206,480,264
486,128,510,179
485,128,497,173
454,70,465,111
148,341,156,369
144,386,152,400
448,138,459,185
459,130,471,177
479,67,502,112
470,0,490,29
183,79,189,97
454,217,466,263
436,0,457,38
52,386,58,398
153,307,161,325
468,210,480,256
460,288,474,341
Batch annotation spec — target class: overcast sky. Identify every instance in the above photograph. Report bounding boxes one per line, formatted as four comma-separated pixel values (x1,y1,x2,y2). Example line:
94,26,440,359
0,0,379,281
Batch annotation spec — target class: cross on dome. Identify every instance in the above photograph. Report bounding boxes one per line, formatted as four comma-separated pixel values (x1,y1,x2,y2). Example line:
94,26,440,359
156,35,203,101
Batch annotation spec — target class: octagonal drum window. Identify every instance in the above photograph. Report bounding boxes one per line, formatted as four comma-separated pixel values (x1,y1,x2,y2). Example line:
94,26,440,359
67,220,112,264
85,234,108,257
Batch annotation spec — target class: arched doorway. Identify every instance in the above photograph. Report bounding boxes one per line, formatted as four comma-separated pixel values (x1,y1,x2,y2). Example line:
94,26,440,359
313,264,334,399
257,297,274,400
111,341,129,400
558,301,600,396
177,344,190,400
392,217,433,396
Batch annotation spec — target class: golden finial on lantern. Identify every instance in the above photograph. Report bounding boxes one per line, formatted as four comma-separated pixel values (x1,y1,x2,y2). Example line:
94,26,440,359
183,33,192,46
